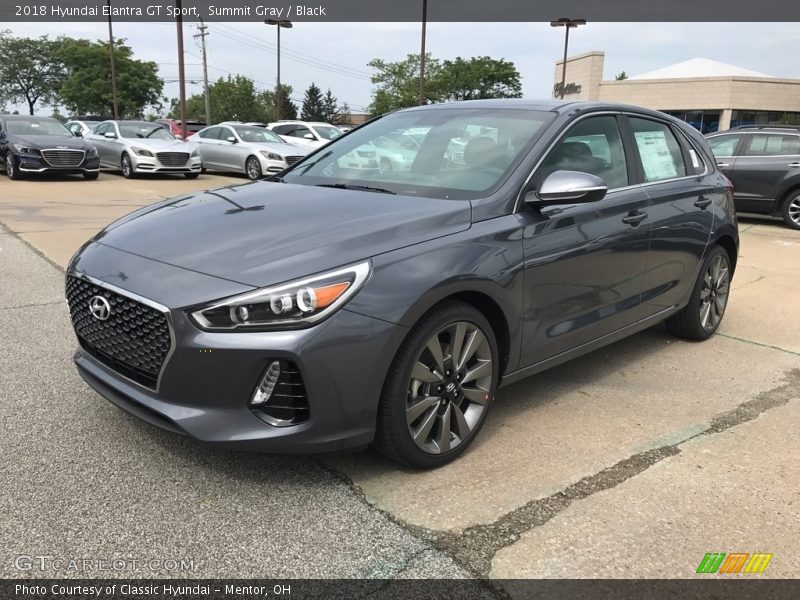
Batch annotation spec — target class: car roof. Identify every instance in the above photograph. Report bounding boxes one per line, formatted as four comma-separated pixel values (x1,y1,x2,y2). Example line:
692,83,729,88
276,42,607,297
2,115,60,121
717,125,800,133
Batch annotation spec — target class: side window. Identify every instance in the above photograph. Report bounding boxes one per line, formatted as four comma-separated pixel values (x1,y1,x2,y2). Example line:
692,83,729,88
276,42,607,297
95,123,108,136
743,134,800,156
538,115,629,190
292,126,312,139
221,127,235,141
629,117,687,182
707,134,741,158
198,127,215,139
272,125,293,135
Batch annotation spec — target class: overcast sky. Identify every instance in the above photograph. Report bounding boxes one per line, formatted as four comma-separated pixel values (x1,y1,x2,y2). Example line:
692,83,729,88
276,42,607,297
5,21,800,115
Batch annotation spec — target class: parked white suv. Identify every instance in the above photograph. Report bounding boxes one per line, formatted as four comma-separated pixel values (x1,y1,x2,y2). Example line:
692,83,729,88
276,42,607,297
267,121,343,149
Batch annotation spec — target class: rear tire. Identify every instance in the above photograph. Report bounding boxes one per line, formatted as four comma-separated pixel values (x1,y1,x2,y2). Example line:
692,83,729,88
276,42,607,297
5,154,22,180
373,301,499,468
666,246,731,341
781,190,800,230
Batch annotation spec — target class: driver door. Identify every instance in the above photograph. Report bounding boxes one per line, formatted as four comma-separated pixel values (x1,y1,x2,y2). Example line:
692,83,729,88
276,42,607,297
517,114,652,367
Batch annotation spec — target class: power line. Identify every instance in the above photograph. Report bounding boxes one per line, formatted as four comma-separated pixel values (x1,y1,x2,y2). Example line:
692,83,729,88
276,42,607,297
193,18,211,123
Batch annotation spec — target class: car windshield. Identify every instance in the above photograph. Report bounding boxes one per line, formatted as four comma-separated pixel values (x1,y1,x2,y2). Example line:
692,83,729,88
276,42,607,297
6,119,72,137
118,122,175,140
314,125,343,140
282,108,554,199
234,126,285,144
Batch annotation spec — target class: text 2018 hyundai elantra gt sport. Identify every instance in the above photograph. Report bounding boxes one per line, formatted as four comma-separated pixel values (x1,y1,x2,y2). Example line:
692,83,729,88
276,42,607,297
66,100,738,468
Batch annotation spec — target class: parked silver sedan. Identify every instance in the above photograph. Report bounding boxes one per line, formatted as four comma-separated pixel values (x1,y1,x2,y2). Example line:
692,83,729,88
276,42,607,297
87,120,202,179
187,123,309,180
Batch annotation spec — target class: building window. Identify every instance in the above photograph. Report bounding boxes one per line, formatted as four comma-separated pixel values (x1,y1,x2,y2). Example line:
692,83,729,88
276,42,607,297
662,110,720,134
730,110,800,128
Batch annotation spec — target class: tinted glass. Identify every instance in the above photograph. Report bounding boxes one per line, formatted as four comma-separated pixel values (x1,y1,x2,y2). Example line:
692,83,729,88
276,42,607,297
290,126,312,138
272,125,294,135
5,118,72,137
118,122,174,140
282,108,553,200
199,127,218,139
629,117,687,182
707,134,741,157
314,125,343,140
539,116,629,189
743,134,800,156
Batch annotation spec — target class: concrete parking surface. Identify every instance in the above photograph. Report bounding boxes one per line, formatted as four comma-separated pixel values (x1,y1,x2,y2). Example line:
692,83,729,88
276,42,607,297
1,172,798,588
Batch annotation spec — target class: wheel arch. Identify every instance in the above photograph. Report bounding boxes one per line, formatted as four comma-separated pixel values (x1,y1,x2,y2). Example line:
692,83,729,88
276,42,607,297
777,181,800,212
713,233,739,275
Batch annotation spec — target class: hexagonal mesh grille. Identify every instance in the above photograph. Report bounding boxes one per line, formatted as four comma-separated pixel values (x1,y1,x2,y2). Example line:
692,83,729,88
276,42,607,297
66,276,171,390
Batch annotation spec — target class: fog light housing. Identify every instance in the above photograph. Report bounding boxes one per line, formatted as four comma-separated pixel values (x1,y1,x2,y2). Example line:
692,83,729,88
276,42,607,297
251,361,281,407
249,360,310,427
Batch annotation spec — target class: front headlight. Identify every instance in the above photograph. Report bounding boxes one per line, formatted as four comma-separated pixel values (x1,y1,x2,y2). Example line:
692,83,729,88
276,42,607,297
190,148,199,157
13,144,39,155
259,151,283,161
87,146,98,156
130,146,153,157
190,261,371,331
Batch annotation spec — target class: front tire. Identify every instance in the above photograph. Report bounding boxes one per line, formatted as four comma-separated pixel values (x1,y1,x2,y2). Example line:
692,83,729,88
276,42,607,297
184,172,199,179
781,190,800,230
83,172,99,180
5,154,22,180
121,154,135,179
374,301,499,468
666,246,731,341
245,156,262,180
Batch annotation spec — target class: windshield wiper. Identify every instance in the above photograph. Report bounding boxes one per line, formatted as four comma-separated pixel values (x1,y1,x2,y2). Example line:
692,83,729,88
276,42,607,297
316,183,396,195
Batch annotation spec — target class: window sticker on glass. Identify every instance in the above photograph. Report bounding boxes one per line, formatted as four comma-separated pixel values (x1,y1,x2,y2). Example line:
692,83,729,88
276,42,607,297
689,148,701,169
634,131,678,181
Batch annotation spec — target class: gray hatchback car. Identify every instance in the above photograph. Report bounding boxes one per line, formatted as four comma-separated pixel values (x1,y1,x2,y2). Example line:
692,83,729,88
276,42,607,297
707,125,800,229
66,100,739,468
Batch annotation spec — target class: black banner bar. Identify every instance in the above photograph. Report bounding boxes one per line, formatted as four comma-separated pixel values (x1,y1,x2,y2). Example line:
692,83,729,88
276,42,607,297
2,0,800,22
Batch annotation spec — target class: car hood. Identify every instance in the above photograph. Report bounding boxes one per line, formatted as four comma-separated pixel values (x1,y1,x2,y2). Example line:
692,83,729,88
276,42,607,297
121,138,196,151
246,141,310,156
10,134,89,150
93,181,471,288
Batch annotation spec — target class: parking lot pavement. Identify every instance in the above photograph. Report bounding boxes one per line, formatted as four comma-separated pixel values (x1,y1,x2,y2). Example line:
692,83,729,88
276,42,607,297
1,174,799,582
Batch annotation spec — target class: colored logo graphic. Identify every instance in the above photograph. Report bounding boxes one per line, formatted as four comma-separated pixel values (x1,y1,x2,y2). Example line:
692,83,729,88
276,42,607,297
696,552,773,574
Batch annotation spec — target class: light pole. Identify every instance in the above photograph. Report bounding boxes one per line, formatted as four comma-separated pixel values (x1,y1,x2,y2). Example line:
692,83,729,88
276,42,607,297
550,18,586,99
419,0,427,106
176,0,187,138
265,19,292,121
106,0,119,119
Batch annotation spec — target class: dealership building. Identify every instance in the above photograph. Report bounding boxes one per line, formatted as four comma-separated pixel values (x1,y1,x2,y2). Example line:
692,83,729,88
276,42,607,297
553,52,800,133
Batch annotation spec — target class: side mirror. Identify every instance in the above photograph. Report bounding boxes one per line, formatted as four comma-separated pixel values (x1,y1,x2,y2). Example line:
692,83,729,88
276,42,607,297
525,170,608,206
226,136,238,144
104,132,117,139
73,130,83,137
303,133,315,140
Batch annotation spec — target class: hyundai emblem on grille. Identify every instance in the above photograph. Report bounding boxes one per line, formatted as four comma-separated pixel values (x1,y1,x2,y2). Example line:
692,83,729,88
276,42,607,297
88,296,111,321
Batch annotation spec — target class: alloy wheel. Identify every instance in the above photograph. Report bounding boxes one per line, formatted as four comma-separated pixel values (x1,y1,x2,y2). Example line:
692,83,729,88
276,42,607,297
121,155,131,177
246,157,261,180
6,155,14,178
699,253,730,331
788,195,800,227
406,321,493,454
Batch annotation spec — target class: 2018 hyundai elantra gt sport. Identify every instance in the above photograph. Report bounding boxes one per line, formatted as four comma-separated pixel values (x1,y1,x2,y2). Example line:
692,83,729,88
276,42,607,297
66,100,738,468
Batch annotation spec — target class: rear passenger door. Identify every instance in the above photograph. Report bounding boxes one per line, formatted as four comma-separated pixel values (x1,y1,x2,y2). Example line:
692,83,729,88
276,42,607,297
624,116,715,318
731,133,800,212
518,114,652,367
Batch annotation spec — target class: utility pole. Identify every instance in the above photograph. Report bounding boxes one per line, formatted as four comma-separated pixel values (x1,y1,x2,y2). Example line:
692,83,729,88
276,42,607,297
419,0,427,106
194,18,211,125
176,0,187,139
107,0,119,119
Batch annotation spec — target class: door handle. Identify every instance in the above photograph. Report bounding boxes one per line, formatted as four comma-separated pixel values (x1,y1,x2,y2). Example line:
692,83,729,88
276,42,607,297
622,211,648,226
788,162,800,168
694,197,713,209
716,162,730,168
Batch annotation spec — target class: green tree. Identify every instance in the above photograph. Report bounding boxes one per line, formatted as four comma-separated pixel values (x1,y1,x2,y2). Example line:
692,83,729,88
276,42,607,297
321,89,339,123
301,82,325,121
367,53,441,116
58,38,163,117
435,56,522,102
615,71,629,81
260,84,298,121
0,35,64,115
184,75,266,122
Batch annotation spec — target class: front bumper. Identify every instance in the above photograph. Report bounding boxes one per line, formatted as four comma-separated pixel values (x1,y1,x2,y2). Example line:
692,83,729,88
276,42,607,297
67,253,407,453
130,153,202,174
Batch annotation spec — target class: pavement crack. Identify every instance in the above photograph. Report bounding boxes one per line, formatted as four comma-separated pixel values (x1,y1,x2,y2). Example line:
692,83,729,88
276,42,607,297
0,300,64,311
716,332,800,357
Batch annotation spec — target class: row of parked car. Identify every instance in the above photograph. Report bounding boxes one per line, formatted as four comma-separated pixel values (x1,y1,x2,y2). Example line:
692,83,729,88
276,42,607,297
1,112,799,229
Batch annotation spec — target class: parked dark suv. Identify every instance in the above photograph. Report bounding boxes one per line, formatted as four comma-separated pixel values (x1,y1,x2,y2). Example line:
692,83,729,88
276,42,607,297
66,100,738,468
706,126,800,229
0,115,100,180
